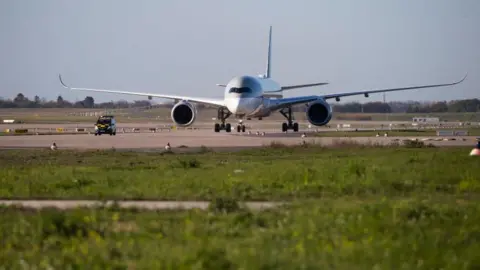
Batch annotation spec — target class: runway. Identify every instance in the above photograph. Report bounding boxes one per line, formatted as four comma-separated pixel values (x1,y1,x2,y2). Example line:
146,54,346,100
0,200,283,210
0,127,477,150
0,129,476,150
0,119,413,131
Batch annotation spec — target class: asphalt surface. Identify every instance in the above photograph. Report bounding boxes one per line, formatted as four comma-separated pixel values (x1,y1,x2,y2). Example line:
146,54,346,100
0,119,414,130
0,129,476,150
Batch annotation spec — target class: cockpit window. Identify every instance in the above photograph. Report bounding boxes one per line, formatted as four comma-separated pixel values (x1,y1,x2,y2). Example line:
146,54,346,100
229,87,252,94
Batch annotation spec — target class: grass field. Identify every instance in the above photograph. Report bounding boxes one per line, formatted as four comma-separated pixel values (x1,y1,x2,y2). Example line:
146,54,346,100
1,198,480,269
1,145,480,268
0,144,479,201
314,128,480,137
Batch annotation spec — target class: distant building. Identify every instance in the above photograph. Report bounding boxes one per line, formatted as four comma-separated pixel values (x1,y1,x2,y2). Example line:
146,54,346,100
412,117,440,123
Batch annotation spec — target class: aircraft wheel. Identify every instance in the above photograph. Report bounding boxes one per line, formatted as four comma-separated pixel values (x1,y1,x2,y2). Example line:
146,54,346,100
241,125,246,132
225,123,231,133
282,123,288,132
214,123,220,132
293,123,299,132
237,125,241,132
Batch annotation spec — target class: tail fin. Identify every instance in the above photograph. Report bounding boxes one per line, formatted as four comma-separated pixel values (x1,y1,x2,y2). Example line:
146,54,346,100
265,26,272,78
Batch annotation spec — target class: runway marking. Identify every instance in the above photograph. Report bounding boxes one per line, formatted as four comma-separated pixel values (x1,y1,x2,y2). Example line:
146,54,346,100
0,200,284,210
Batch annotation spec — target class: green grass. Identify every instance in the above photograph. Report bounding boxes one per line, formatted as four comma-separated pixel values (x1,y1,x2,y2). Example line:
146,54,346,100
366,112,480,122
314,128,480,137
338,112,480,122
2,144,480,268
1,144,479,201
1,198,480,269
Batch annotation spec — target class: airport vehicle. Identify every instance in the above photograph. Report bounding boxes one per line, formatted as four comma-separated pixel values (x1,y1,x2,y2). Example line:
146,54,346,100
94,115,117,136
59,26,467,133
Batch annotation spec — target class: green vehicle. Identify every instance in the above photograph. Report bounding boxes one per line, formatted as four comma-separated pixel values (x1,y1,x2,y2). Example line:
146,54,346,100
94,115,117,136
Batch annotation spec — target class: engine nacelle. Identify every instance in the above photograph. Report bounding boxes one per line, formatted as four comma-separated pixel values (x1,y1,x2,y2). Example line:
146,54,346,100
305,99,333,126
171,101,197,127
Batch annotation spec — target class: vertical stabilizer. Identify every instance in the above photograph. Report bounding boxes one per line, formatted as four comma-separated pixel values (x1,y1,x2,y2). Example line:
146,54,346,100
265,26,272,78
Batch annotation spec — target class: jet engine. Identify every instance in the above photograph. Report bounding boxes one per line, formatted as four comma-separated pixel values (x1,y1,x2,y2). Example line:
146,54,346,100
171,101,197,127
305,99,333,126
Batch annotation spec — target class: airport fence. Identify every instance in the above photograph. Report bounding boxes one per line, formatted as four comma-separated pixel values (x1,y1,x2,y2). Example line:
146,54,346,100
1,122,479,136
1,126,206,136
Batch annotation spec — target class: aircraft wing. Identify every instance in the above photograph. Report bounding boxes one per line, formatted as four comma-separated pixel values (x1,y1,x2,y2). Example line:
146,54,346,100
59,74,226,107
322,73,467,101
267,73,467,111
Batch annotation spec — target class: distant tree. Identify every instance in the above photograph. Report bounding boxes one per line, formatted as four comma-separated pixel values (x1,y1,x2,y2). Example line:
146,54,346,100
362,102,391,113
57,95,64,105
13,93,26,103
83,96,95,108
132,100,151,107
97,101,115,109
388,101,411,113
333,102,363,113
73,101,85,108
430,101,448,113
1,93,478,112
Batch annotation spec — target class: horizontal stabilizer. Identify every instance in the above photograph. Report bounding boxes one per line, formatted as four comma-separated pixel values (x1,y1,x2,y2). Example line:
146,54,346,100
280,82,329,91
263,93,283,98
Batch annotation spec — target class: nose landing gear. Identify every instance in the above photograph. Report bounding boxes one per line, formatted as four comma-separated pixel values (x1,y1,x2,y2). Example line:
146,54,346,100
280,107,299,132
214,107,232,132
236,124,246,133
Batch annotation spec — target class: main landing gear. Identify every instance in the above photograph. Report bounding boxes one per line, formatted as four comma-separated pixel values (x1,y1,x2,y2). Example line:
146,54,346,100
280,106,299,132
214,107,232,132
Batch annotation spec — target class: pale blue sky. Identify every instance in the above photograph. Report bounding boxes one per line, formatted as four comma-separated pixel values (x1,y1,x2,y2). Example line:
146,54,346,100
1,0,479,103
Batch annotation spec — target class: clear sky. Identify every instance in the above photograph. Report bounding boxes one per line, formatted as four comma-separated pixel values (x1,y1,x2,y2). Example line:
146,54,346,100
1,0,479,104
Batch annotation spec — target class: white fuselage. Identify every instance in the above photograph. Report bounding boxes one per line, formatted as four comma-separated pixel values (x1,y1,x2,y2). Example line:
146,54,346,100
223,75,280,118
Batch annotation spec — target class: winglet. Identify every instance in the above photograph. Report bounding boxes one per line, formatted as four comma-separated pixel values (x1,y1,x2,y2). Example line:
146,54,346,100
448,72,468,86
459,72,468,84
58,74,69,89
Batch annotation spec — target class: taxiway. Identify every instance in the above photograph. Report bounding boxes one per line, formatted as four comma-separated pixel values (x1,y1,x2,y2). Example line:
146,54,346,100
0,129,475,151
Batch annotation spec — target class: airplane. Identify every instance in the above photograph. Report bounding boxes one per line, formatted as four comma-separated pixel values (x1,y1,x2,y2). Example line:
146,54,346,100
59,26,467,133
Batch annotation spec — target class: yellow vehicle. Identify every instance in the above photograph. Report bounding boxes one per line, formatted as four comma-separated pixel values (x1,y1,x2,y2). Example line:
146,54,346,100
94,115,117,136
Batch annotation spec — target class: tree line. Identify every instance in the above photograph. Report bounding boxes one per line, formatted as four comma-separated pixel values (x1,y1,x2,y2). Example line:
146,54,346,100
1,93,479,113
331,99,480,113
0,93,155,109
